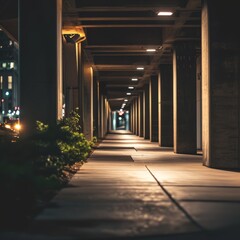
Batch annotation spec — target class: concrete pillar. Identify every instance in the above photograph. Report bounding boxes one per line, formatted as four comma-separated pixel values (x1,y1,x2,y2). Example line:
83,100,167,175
158,65,173,147
93,77,98,137
82,55,93,140
196,55,202,150
62,41,78,116
98,83,104,138
202,0,240,169
138,92,143,137
19,0,62,136
130,104,133,132
100,94,105,138
149,75,159,142
132,100,136,134
173,42,196,154
135,98,138,135
143,83,150,139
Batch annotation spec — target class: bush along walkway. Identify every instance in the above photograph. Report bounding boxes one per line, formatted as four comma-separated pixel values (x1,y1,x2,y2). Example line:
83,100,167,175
0,109,96,230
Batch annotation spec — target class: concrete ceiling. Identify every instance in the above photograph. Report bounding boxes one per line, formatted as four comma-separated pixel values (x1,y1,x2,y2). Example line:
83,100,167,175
0,0,201,111
63,0,201,110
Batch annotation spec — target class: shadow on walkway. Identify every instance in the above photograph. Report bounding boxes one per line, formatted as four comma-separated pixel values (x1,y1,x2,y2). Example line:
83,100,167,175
1,131,240,239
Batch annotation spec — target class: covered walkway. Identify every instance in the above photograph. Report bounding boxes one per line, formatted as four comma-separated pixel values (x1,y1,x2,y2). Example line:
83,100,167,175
2,131,240,239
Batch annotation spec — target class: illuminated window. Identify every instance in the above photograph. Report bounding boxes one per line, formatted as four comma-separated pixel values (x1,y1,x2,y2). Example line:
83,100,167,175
10,62,14,69
8,76,12,89
0,76,2,89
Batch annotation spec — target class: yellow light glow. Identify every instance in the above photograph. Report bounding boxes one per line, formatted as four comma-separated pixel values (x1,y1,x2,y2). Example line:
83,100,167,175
62,26,86,43
14,124,21,131
5,124,11,129
157,11,173,16
146,49,156,52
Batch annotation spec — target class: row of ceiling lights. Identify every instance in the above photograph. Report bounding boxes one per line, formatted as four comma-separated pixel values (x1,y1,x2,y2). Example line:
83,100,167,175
120,66,144,111
119,11,173,112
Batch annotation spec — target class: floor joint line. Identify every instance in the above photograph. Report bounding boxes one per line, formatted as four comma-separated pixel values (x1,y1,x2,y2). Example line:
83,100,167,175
145,165,206,232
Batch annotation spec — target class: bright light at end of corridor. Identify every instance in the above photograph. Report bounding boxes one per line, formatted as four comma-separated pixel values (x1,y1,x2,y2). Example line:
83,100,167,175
146,49,156,52
157,11,173,16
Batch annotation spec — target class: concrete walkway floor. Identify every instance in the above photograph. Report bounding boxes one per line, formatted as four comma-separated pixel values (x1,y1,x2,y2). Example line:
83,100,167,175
2,131,240,240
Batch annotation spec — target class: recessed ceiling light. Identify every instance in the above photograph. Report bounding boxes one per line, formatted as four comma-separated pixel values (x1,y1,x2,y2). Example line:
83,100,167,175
157,11,173,16
124,99,128,102
146,49,156,52
131,78,138,81
126,93,131,95
128,86,134,89
136,67,144,70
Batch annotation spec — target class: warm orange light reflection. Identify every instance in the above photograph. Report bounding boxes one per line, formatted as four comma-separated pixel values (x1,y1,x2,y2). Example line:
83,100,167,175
62,26,86,43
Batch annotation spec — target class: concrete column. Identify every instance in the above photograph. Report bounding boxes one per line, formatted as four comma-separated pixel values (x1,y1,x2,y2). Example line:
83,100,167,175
135,98,138,135
62,41,78,116
196,55,202,150
132,99,136,134
138,92,143,137
173,42,196,154
93,77,98,137
130,104,133,132
76,43,83,129
149,75,159,142
143,84,150,139
98,83,104,138
158,65,173,147
19,0,62,136
202,0,240,169
100,94,105,138
82,55,93,140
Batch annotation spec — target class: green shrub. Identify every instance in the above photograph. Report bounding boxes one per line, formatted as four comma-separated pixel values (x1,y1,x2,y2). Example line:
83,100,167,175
0,109,96,228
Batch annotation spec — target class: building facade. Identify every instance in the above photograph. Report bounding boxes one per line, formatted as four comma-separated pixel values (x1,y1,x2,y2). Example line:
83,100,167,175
0,29,19,123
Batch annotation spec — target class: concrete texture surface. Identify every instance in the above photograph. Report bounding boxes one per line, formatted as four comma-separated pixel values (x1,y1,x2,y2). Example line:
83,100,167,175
1,131,240,239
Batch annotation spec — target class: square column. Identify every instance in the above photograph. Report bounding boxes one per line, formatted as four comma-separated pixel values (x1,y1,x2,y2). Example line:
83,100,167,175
143,84,150,139
19,0,62,136
149,75,159,142
135,98,138,135
173,42,196,154
62,41,79,116
202,0,240,169
158,65,173,147
138,93,143,137
81,55,93,140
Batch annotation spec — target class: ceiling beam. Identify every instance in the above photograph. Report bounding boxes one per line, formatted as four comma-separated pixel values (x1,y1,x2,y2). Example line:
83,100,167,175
64,6,200,13
64,24,200,28
63,16,200,21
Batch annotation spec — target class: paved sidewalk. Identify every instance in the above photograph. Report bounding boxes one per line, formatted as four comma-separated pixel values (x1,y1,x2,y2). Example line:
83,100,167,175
1,131,240,239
